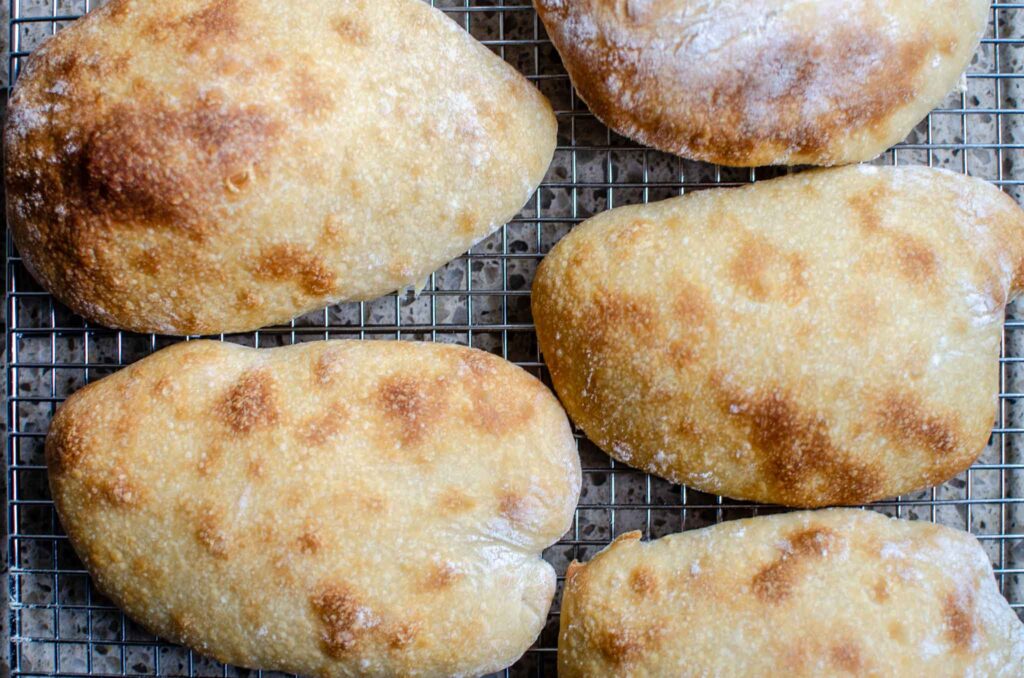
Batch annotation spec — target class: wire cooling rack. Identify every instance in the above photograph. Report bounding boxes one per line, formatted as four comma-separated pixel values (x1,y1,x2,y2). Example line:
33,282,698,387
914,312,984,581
6,1,1024,676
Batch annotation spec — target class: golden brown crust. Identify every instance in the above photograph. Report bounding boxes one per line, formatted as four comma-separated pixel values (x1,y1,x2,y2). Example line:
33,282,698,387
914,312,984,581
535,0,989,166
533,166,1024,507
46,340,581,676
558,510,1024,677
6,0,556,334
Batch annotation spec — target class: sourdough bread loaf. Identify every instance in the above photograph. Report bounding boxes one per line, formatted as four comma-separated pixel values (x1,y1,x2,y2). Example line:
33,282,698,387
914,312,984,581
559,509,1024,676
535,0,989,166
47,340,581,676
533,165,1024,507
7,0,556,334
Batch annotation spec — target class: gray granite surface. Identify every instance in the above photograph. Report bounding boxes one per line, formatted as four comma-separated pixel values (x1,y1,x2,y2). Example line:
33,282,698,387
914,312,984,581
3,1,1024,677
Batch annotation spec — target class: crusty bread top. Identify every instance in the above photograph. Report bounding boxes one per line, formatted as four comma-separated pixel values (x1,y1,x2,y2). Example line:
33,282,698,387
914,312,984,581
559,509,1024,677
6,0,556,335
533,166,1024,507
47,340,581,676
535,0,989,166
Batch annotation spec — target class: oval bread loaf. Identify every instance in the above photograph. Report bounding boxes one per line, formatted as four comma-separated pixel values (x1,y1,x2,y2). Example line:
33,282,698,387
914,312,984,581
6,0,556,335
46,340,581,677
533,165,1024,507
535,0,989,167
559,509,1024,676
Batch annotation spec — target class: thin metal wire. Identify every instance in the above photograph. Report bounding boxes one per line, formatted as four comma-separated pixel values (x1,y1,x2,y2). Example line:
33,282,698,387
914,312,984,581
5,2,1024,676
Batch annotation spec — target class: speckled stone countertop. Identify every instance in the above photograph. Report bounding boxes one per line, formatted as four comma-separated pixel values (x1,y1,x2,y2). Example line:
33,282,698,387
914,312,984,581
4,1,1024,677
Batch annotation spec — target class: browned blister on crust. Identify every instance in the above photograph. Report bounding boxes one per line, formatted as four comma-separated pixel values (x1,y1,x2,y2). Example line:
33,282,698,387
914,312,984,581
534,0,989,167
558,510,1024,677
5,0,556,335
533,166,1024,507
46,340,581,676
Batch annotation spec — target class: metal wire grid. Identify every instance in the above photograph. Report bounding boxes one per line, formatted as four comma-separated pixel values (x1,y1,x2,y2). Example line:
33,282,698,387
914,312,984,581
5,1,1024,676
